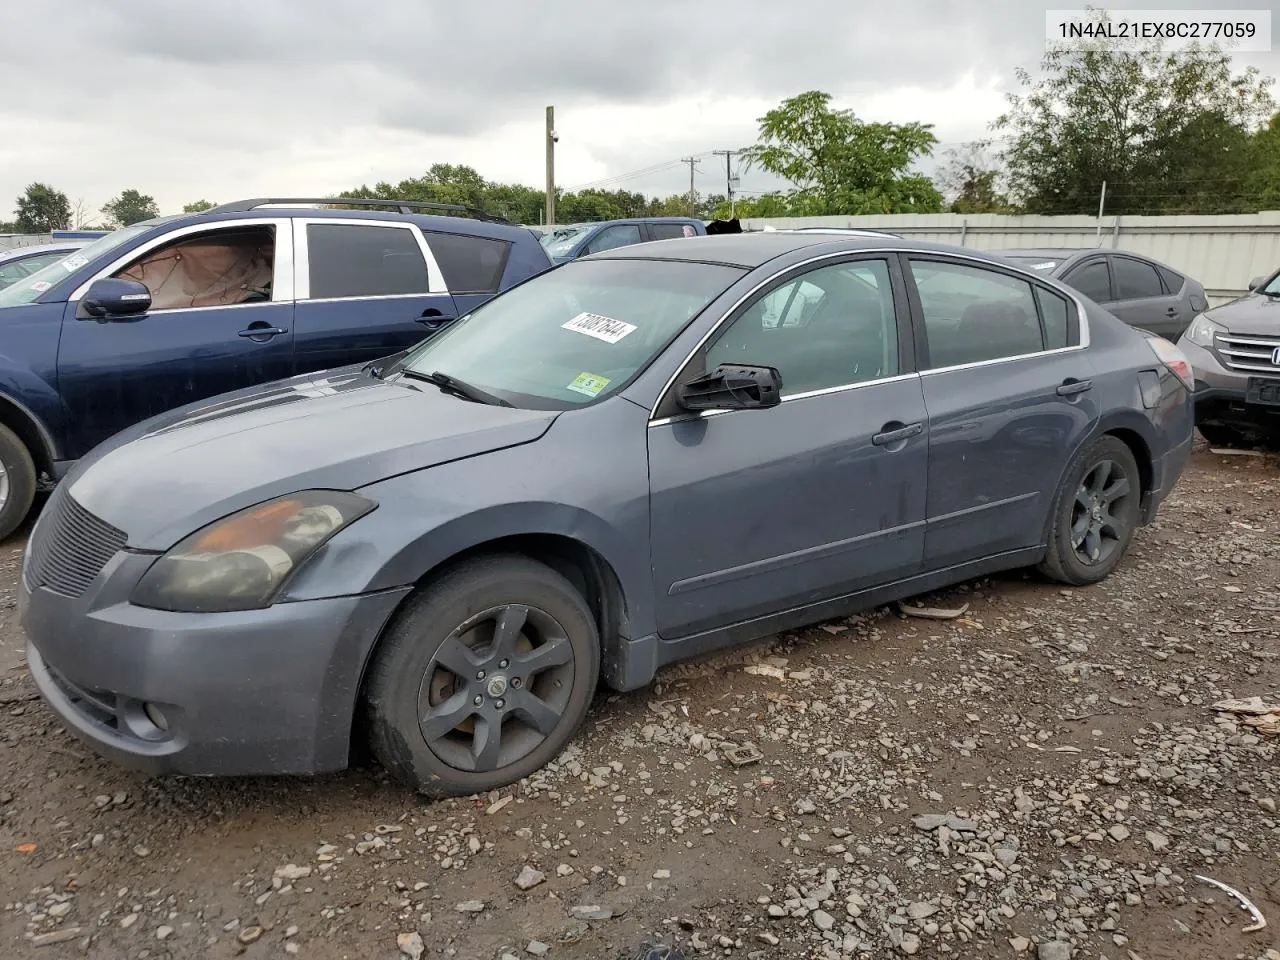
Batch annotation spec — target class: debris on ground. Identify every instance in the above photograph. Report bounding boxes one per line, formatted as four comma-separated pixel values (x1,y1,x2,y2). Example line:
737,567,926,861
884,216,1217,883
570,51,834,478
1196,874,1268,933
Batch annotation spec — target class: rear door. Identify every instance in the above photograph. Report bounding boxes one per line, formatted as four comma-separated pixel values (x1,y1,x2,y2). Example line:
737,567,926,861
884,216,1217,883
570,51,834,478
292,218,456,373
644,221,699,242
57,218,296,457
903,255,1099,569
1060,256,1113,306
1107,254,1186,338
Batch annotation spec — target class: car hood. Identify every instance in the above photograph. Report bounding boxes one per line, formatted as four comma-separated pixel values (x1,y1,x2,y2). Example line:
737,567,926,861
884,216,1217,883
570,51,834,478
1208,292,1280,335
64,369,560,550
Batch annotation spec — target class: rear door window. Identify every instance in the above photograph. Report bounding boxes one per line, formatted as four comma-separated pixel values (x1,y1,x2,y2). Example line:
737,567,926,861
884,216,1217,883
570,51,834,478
1062,260,1112,303
584,224,643,255
908,259,1045,368
423,232,510,294
306,223,429,300
647,222,696,241
1111,256,1163,301
1156,264,1184,294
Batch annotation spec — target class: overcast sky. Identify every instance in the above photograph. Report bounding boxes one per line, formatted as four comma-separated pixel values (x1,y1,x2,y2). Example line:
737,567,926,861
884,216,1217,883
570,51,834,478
2,1,1276,221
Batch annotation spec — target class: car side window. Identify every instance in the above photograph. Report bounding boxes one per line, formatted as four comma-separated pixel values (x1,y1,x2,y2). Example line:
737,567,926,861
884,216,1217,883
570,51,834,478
585,225,643,255
909,259,1044,368
1156,264,1184,294
306,223,429,300
423,231,510,294
1063,260,1111,303
648,223,692,241
112,226,276,312
706,259,899,397
0,252,66,286
1112,256,1163,300
1035,287,1074,349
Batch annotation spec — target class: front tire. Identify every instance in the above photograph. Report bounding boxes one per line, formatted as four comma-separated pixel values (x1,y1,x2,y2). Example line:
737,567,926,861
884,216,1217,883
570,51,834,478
1039,436,1141,586
0,424,37,542
362,554,599,797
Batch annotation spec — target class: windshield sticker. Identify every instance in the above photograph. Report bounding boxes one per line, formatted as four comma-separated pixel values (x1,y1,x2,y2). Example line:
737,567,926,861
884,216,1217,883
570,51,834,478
61,254,89,272
561,311,637,344
1029,261,1057,270
29,280,52,293
567,372,611,398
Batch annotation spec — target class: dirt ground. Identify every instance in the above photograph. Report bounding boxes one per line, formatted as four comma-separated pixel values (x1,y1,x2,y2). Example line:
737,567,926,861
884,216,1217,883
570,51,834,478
0,444,1277,960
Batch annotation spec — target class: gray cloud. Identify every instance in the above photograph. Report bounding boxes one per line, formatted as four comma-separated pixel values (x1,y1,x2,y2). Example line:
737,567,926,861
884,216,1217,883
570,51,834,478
2,0,1275,215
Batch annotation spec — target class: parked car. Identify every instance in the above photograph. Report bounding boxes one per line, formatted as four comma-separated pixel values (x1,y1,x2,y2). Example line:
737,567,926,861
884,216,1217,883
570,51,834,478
0,197,550,538
20,233,1194,796
539,217,706,262
1176,267,1280,445
0,241,92,291
994,248,1207,341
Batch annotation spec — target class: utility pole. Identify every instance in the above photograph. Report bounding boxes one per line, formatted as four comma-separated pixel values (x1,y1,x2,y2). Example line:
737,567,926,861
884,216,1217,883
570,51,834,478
680,157,698,216
545,106,556,228
1095,180,1107,245
712,150,737,217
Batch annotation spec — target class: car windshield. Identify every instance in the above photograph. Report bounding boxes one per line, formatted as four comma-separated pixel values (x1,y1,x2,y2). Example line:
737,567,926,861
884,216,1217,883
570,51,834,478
396,258,743,409
0,226,146,307
538,225,591,259
1262,272,1280,296
1002,256,1061,272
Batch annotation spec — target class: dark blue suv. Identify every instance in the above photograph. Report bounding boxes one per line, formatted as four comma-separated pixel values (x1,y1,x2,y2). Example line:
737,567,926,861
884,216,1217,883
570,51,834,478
0,198,551,537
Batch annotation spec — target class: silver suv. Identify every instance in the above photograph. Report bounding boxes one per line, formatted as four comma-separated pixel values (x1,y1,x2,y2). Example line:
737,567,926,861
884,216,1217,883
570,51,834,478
1178,268,1280,445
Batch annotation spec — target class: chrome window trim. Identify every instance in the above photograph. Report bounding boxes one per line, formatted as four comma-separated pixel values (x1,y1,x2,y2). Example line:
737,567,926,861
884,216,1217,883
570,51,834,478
649,372,921,428
647,246,1092,421
293,218,447,300
70,218,295,303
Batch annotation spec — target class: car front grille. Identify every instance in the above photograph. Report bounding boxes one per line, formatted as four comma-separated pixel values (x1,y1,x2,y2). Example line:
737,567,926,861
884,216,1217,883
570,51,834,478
25,487,127,598
1216,333,1280,374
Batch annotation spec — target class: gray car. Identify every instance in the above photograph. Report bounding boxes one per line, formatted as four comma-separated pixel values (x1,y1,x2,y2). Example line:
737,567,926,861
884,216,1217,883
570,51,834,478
995,248,1208,341
1176,267,1280,445
0,241,90,290
19,234,1195,796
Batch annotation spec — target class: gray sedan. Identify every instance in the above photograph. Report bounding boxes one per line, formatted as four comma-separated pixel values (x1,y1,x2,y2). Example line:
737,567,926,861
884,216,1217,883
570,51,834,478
20,233,1194,796
995,248,1207,340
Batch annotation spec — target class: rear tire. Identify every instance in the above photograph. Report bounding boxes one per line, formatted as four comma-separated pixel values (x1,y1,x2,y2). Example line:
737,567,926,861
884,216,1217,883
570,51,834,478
0,424,37,542
362,554,599,797
1039,436,1141,586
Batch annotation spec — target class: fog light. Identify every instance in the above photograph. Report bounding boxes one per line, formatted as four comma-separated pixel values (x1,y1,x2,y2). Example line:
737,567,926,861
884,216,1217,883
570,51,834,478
142,702,170,733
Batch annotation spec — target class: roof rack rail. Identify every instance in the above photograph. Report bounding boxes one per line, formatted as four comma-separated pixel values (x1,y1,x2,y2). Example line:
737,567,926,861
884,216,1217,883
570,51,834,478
206,197,511,224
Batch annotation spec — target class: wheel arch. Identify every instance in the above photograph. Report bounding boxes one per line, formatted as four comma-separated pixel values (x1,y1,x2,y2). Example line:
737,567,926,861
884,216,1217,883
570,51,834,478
0,391,58,480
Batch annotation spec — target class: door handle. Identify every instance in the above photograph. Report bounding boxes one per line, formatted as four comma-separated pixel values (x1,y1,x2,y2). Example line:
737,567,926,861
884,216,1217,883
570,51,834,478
237,325,287,339
1056,378,1093,397
415,313,456,331
1165,307,1179,318
872,421,923,446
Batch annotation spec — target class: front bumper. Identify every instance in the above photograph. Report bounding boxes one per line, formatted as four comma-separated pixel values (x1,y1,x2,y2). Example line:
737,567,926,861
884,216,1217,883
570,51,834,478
21,570,410,777
1182,339,1280,432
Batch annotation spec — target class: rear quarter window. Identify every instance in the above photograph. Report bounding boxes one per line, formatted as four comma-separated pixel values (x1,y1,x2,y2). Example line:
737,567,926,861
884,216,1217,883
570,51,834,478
1156,265,1184,294
424,231,512,294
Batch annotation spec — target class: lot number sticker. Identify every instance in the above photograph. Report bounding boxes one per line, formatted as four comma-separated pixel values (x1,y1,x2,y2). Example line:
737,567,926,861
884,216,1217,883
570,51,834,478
567,372,611,397
61,254,89,272
562,312,636,344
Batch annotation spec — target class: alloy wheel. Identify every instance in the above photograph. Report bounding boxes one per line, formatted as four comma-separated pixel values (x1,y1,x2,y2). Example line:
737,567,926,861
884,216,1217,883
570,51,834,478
1070,458,1132,565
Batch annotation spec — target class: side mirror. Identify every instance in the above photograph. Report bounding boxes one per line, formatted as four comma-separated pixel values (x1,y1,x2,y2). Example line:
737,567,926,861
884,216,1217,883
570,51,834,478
677,364,782,412
81,278,151,319
1248,275,1266,292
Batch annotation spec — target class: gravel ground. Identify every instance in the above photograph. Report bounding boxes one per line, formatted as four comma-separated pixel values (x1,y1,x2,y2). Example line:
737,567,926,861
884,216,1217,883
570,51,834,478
0,443,1277,960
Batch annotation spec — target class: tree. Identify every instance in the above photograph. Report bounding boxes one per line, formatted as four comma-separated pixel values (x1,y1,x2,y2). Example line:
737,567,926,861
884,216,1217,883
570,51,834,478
740,90,944,215
183,199,217,213
936,141,1018,213
15,183,71,232
1247,111,1280,211
996,36,1275,214
101,189,160,227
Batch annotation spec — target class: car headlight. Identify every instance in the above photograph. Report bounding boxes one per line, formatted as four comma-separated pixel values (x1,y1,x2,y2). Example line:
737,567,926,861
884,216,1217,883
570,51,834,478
1184,313,1226,348
132,491,375,613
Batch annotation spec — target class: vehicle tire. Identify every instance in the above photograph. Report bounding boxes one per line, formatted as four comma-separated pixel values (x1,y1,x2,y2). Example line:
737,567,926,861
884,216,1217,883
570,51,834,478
362,554,600,797
1196,423,1245,448
0,423,37,542
1038,436,1141,586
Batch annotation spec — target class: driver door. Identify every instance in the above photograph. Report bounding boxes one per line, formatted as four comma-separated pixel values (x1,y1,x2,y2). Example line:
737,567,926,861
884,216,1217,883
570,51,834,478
646,256,929,639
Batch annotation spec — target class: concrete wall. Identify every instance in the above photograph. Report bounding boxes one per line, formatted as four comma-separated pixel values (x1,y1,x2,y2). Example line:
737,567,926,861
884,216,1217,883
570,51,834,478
0,234,55,251
741,212,1280,306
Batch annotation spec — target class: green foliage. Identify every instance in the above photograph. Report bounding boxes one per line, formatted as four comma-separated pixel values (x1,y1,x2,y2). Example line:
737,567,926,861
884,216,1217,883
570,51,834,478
935,141,1019,214
996,41,1276,214
183,199,217,213
740,91,944,215
101,189,160,227
1247,112,1280,212
15,183,71,232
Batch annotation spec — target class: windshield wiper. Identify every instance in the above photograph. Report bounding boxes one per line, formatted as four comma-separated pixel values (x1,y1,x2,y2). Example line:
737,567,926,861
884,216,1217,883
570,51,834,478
401,369,513,407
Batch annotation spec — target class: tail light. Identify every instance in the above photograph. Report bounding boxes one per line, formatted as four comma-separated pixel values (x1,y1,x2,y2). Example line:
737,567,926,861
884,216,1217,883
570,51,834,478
1146,336,1194,391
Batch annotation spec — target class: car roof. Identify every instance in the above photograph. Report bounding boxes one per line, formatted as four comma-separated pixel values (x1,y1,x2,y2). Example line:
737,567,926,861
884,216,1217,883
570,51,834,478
591,233,1024,270
995,248,1093,258
134,207,535,242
